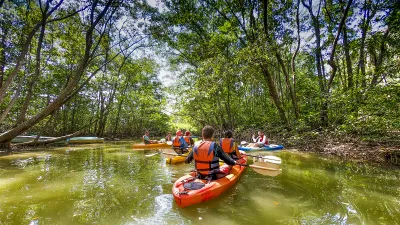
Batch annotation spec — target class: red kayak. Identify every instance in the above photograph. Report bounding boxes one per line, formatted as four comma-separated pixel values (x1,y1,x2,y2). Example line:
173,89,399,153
172,152,248,207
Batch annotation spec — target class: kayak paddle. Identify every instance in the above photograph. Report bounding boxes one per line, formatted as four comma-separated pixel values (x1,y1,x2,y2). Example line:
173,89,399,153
241,154,282,169
145,152,161,157
240,163,282,177
161,148,189,159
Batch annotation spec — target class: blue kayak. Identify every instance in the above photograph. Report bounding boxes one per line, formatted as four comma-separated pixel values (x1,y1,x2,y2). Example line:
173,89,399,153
238,144,284,151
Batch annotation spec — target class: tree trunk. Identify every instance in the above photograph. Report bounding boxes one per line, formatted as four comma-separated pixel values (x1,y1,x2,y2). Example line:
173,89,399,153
17,23,47,125
0,80,23,121
0,24,7,88
14,130,84,147
291,0,301,119
358,0,374,88
370,28,389,86
301,0,327,127
343,24,353,90
260,64,288,127
276,51,299,119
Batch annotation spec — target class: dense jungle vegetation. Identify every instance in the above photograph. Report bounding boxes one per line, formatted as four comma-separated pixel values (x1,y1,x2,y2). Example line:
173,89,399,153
0,0,399,148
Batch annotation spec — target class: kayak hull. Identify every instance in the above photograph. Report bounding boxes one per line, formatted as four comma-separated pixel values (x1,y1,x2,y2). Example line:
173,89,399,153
68,137,104,144
238,144,284,151
165,149,192,164
132,143,170,149
172,151,248,207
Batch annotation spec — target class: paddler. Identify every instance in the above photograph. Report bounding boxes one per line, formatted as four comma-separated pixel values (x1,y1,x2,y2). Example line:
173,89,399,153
165,132,172,141
220,130,240,160
185,126,239,180
172,130,189,154
143,131,158,144
183,131,195,147
248,130,268,147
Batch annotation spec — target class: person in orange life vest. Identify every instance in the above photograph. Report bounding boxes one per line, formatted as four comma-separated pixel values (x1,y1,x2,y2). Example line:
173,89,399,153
183,131,194,147
143,131,158,144
248,130,269,147
185,126,239,180
172,130,189,154
220,130,241,160
165,132,172,141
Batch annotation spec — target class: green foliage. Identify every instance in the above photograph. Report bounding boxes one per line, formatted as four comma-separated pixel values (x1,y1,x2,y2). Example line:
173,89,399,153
0,0,170,140
151,0,399,139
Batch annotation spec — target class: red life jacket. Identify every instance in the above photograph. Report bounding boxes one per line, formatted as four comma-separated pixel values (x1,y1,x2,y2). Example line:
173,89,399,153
193,141,220,176
165,135,172,141
259,135,268,144
220,138,234,154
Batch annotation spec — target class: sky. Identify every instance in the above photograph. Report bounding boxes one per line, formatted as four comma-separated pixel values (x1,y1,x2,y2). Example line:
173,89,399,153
144,0,178,116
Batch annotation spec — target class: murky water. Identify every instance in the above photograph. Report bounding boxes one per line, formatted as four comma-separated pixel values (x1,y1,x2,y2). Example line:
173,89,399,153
0,143,399,225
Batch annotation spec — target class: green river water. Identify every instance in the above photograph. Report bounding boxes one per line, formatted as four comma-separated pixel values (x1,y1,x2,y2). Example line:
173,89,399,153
0,143,399,225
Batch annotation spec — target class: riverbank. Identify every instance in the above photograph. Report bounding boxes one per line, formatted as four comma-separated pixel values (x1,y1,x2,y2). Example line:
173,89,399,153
275,132,400,166
2,133,399,166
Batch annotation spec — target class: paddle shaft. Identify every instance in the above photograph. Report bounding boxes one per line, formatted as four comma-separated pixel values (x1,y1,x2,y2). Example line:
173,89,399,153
237,164,279,171
162,152,184,157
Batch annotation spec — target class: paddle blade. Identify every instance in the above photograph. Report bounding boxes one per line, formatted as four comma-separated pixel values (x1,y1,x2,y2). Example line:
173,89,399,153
161,152,177,159
262,156,282,165
161,148,179,159
251,155,281,169
145,152,160,157
249,164,282,177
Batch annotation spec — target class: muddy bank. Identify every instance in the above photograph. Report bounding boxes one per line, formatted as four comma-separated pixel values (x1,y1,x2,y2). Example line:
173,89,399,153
276,133,400,166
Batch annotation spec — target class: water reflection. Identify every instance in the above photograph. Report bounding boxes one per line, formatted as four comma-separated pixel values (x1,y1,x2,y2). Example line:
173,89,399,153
0,145,399,225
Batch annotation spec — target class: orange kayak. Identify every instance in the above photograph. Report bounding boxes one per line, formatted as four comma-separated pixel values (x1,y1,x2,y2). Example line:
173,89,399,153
172,152,247,207
132,143,170,149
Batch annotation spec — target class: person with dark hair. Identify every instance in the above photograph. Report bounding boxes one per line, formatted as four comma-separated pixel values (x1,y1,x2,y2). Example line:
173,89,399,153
185,126,239,180
220,130,240,159
165,132,172,141
143,131,158,144
248,130,269,147
183,131,195,147
172,130,189,154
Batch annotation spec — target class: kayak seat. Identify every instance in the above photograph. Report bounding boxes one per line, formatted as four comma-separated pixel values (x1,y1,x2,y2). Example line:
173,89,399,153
183,182,205,190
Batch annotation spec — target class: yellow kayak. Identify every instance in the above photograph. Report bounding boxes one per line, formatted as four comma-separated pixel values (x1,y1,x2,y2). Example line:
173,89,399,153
132,143,170,149
165,149,192,164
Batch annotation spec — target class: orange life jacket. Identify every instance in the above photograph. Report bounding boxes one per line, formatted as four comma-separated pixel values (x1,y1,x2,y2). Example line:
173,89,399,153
184,136,191,145
173,136,181,148
220,138,234,154
193,141,219,176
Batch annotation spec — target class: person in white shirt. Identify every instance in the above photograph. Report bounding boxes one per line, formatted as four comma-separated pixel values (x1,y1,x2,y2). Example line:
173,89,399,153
248,130,269,147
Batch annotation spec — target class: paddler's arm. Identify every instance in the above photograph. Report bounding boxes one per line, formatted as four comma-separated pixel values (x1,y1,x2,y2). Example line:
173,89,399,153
184,150,194,164
190,137,194,146
214,144,236,165
252,135,258,142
